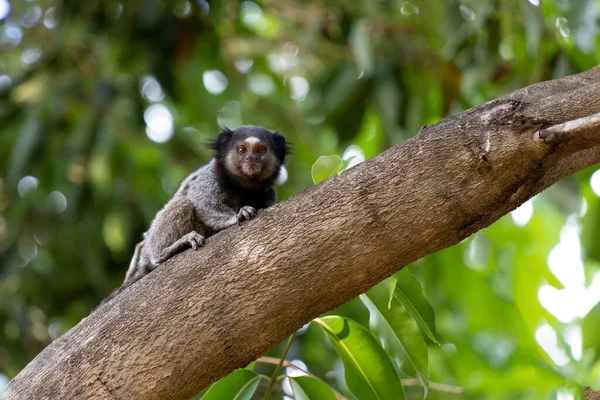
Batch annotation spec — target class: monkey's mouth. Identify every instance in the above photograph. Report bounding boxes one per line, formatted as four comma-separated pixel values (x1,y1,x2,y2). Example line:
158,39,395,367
241,160,263,176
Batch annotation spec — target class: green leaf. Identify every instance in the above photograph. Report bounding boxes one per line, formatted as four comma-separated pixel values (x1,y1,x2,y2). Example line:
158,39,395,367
200,370,262,400
341,156,356,171
290,376,338,400
361,282,429,396
314,316,405,400
384,276,398,309
311,155,343,184
395,269,439,344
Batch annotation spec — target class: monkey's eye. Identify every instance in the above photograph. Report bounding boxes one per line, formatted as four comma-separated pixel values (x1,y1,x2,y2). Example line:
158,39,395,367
256,145,267,155
237,145,247,154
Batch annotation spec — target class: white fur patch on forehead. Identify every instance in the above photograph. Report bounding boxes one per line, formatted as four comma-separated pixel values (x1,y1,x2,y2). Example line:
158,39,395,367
244,137,261,145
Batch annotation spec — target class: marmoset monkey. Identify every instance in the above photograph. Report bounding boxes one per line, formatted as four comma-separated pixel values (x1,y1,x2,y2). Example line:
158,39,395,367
103,126,289,303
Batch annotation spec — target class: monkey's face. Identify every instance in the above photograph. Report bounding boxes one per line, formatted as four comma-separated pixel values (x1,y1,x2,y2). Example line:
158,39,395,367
210,125,290,189
226,136,278,182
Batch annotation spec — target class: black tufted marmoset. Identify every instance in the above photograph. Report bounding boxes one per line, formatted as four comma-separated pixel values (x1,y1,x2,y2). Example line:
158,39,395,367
102,125,290,304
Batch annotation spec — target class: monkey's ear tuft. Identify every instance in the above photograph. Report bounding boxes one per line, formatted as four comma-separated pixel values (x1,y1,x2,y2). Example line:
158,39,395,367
272,131,292,163
207,128,234,151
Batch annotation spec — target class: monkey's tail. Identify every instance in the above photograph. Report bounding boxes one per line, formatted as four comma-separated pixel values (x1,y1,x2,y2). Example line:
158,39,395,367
123,240,144,283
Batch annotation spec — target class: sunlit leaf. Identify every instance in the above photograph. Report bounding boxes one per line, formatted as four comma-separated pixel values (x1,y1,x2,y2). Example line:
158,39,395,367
311,155,343,184
395,269,438,343
200,370,261,400
289,376,338,400
341,156,356,171
384,275,397,309
314,316,405,400
361,283,429,396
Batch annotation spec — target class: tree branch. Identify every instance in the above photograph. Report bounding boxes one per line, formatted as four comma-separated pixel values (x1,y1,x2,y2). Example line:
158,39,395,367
6,66,600,400
539,112,600,143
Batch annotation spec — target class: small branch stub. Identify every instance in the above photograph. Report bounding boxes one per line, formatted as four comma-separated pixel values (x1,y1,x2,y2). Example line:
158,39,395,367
539,112,600,143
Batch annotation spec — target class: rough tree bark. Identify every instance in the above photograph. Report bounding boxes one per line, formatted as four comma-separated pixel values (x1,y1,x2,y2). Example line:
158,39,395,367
7,66,600,400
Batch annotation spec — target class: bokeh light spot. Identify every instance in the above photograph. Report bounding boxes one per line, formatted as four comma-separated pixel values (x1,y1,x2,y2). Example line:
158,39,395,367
0,0,10,21
0,75,12,91
535,324,569,366
47,322,63,341
234,58,254,73
342,145,365,169
281,359,309,397
547,217,584,288
556,17,570,39
44,7,59,29
141,75,165,102
202,70,228,95
0,373,8,396
459,5,475,21
21,6,42,28
198,0,210,15
144,104,174,143
511,199,533,227
289,76,309,101
22,48,42,65
3,24,23,47
400,2,419,16
564,325,582,361
173,1,192,17
17,175,39,197
217,101,241,128
275,165,288,186
47,191,67,214
241,1,265,30
18,236,38,263
248,73,275,96
590,169,600,197
557,391,575,400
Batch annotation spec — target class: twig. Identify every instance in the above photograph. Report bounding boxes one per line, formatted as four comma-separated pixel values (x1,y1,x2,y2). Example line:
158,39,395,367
400,378,464,394
257,357,347,400
262,333,296,400
255,357,464,396
257,357,313,377
539,112,600,143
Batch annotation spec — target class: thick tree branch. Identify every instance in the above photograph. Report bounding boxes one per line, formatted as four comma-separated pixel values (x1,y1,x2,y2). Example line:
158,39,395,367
7,66,600,400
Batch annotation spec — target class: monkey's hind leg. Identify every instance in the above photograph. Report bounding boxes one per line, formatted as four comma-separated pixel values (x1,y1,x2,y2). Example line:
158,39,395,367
143,196,206,271
150,231,205,266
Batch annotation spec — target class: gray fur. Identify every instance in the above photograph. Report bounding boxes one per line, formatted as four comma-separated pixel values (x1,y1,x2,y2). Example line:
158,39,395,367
130,160,262,283
100,126,289,306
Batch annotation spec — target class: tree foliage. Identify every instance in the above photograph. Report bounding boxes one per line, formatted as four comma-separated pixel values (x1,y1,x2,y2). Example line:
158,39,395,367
1,0,600,398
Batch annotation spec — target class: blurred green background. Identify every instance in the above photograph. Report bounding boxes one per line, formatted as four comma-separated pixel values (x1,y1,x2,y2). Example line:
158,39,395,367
2,0,600,398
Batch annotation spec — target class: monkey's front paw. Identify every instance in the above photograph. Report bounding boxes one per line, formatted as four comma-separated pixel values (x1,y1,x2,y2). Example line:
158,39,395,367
184,231,205,250
237,206,257,223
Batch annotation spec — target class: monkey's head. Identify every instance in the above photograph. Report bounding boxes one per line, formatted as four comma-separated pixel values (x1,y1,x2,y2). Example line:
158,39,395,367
209,126,290,189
